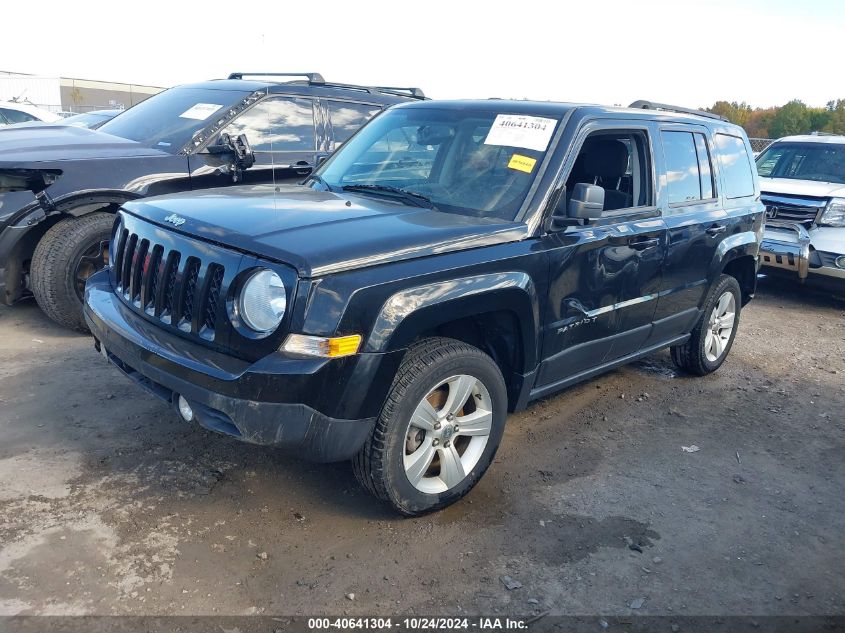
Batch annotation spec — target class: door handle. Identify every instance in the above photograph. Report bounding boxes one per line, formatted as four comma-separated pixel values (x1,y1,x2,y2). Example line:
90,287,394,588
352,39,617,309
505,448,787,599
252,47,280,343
706,224,727,236
629,237,660,250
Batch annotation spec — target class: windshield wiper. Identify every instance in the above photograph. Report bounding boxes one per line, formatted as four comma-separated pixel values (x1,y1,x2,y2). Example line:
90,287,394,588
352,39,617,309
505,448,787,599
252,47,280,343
342,184,433,209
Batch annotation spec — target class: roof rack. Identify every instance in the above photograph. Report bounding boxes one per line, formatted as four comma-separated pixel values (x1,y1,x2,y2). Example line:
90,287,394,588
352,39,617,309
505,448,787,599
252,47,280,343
227,72,326,84
372,85,426,99
226,73,425,100
628,100,727,122
312,81,425,99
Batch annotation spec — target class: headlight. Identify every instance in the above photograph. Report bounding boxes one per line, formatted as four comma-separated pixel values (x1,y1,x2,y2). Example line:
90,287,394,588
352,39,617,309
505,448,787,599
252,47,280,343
237,269,286,333
820,198,845,227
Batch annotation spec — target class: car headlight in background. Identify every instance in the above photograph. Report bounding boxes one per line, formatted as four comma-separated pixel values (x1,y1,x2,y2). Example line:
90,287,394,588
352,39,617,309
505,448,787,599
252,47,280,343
820,198,845,227
237,269,286,333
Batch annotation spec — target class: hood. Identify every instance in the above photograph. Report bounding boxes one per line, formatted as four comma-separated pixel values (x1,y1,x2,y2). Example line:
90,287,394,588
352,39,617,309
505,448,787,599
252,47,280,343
124,185,528,276
759,177,845,200
0,124,168,162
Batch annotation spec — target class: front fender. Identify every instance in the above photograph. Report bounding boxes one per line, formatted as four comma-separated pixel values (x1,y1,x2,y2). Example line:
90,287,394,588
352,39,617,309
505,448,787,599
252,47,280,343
0,190,138,304
364,271,541,371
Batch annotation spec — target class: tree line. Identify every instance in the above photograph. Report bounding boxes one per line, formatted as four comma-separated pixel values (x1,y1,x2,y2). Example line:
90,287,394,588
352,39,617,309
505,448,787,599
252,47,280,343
704,99,845,139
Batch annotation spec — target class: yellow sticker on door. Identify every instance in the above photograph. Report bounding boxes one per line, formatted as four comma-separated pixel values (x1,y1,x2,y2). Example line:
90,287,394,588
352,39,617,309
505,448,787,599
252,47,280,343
508,154,537,173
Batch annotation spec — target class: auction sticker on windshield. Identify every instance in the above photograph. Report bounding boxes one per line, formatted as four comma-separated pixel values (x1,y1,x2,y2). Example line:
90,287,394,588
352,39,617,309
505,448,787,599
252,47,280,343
507,153,537,173
179,103,224,120
484,114,557,152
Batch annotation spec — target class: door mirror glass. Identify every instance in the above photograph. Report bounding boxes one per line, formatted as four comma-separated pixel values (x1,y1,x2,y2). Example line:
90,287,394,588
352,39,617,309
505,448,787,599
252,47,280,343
568,183,605,219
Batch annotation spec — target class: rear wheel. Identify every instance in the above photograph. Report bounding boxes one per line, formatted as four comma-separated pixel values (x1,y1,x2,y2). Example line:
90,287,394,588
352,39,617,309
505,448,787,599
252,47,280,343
671,274,741,375
353,337,507,515
31,212,114,332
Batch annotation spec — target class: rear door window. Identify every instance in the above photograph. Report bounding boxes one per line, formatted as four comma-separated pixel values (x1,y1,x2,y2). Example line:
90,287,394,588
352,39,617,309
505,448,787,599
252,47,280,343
662,131,702,205
714,133,755,198
326,101,382,150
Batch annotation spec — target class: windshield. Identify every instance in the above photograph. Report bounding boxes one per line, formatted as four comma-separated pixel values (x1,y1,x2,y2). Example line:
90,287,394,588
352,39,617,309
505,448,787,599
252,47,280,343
97,87,251,152
756,141,845,185
63,111,114,128
312,106,559,221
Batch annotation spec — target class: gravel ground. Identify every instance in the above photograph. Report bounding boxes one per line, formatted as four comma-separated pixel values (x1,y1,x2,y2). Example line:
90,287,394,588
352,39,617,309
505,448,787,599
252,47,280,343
0,276,843,619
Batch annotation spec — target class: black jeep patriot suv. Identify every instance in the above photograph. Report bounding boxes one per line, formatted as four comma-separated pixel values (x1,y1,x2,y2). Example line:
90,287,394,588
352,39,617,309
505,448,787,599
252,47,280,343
0,72,422,330
84,99,764,515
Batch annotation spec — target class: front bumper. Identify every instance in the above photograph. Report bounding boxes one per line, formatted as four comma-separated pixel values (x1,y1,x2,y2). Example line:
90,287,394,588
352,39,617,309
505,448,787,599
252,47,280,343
761,223,845,282
83,270,394,462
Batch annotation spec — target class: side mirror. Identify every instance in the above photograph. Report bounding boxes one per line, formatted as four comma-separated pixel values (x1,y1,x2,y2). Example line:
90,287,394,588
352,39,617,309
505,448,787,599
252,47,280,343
227,133,255,171
205,133,255,165
416,124,455,145
209,132,255,182
568,183,605,219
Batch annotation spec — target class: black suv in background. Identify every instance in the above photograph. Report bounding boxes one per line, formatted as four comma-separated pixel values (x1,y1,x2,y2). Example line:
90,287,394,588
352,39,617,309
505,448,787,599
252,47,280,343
84,99,764,515
0,72,423,330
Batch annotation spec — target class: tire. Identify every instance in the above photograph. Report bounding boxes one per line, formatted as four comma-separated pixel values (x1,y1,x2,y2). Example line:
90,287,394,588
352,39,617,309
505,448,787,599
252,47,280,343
353,337,508,516
31,212,115,332
671,274,742,376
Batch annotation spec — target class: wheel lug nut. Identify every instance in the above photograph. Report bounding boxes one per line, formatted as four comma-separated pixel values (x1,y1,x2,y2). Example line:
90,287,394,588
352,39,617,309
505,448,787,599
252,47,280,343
454,426,459,432
444,440,450,448
432,439,440,446
447,414,454,421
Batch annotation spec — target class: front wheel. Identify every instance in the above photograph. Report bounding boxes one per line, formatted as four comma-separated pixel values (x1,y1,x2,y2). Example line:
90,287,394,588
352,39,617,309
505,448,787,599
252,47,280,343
353,337,508,515
31,212,114,332
671,274,742,376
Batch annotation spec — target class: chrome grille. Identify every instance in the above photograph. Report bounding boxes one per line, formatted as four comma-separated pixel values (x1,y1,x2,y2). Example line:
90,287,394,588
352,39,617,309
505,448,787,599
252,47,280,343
761,193,825,228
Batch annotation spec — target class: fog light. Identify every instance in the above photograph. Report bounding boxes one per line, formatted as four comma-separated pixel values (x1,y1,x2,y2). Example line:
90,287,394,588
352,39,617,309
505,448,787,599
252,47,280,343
177,395,194,422
835,255,845,269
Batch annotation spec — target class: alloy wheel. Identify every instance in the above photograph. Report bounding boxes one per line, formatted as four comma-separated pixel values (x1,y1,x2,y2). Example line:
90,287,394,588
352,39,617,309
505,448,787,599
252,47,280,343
705,291,736,362
403,374,493,494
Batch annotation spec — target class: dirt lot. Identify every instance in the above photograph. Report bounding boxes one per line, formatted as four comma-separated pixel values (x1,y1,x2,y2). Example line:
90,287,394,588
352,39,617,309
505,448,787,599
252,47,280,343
0,277,843,620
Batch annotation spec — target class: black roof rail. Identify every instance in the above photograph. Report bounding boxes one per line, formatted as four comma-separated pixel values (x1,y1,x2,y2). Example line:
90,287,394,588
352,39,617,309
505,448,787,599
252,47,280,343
372,85,426,99
628,100,728,122
227,72,326,84
319,81,425,100
226,73,424,99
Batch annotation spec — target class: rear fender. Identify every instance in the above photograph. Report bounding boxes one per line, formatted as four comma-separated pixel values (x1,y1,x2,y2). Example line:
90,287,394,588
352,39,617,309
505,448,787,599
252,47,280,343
709,230,760,280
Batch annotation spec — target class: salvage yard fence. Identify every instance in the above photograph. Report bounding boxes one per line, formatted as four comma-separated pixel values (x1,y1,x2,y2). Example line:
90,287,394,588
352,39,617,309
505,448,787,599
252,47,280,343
749,138,774,153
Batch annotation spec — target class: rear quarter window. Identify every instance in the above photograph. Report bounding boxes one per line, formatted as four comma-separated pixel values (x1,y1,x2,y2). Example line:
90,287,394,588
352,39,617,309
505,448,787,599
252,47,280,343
714,133,755,199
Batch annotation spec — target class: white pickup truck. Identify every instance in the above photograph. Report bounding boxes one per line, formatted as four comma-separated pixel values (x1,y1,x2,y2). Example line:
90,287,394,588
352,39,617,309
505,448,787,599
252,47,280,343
757,134,845,287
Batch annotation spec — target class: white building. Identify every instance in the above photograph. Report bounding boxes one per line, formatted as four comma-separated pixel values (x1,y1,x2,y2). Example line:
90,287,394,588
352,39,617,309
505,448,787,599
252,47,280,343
0,71,163,113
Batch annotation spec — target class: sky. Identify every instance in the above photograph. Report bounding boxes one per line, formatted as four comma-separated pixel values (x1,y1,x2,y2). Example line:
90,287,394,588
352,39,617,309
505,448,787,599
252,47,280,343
3,0,843,108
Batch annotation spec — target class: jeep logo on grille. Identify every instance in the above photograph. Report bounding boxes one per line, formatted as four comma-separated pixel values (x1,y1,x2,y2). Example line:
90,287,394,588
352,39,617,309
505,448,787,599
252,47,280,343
765,205,779,219
164,214,186,227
